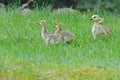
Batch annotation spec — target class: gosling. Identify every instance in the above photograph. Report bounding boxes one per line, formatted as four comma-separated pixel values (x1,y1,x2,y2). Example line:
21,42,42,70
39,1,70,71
91,15,112,39
98,17,104,24
55,22,76,43
39,20,61,45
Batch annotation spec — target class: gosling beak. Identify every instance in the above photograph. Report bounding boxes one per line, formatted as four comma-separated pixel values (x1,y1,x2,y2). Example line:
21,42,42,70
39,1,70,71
90,18,93,20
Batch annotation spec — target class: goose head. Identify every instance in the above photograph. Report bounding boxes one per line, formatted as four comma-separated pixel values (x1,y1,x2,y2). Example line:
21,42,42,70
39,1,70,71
91,15,100,22
38,20,46,27
55,22,62,29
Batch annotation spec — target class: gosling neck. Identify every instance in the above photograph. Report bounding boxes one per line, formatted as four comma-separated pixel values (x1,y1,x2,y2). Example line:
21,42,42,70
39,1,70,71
55,26,62,33
94,21,100,26
42,24,48,33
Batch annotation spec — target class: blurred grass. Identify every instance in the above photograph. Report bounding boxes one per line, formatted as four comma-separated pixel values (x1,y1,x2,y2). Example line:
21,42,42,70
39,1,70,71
0,9,120,80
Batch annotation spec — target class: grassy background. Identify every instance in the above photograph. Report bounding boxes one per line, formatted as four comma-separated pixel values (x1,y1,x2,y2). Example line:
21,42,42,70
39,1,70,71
0,9,120,80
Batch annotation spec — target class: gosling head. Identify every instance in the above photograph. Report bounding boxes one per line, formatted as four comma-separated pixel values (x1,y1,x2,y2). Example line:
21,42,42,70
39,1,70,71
98,18,104,23
91,15,100,22
38,20,46,27
55,22,62,28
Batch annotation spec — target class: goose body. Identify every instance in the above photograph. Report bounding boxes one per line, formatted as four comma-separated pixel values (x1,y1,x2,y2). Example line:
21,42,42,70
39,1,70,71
39,20,61,44
55,22,75,43
91,15,112,39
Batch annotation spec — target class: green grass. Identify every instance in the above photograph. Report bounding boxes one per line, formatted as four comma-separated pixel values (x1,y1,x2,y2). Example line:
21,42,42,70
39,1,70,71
0,9,120,80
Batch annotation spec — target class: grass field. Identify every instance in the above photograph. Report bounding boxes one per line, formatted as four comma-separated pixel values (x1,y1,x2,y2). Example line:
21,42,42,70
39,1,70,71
0,9,120,80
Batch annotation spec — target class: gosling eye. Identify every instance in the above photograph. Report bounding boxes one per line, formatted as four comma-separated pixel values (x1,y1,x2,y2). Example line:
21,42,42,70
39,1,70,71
93,16,96,18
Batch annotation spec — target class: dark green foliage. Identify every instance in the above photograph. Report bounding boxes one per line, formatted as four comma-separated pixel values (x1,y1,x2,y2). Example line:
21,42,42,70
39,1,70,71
110,0,120,12
0,0,120,12
0,0,21,5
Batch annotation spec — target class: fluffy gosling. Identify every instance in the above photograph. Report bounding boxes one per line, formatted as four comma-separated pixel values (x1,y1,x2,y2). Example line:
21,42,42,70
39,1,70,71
91,15,112,39
39,20,61,45
98,17,104,24
55,22,76,43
